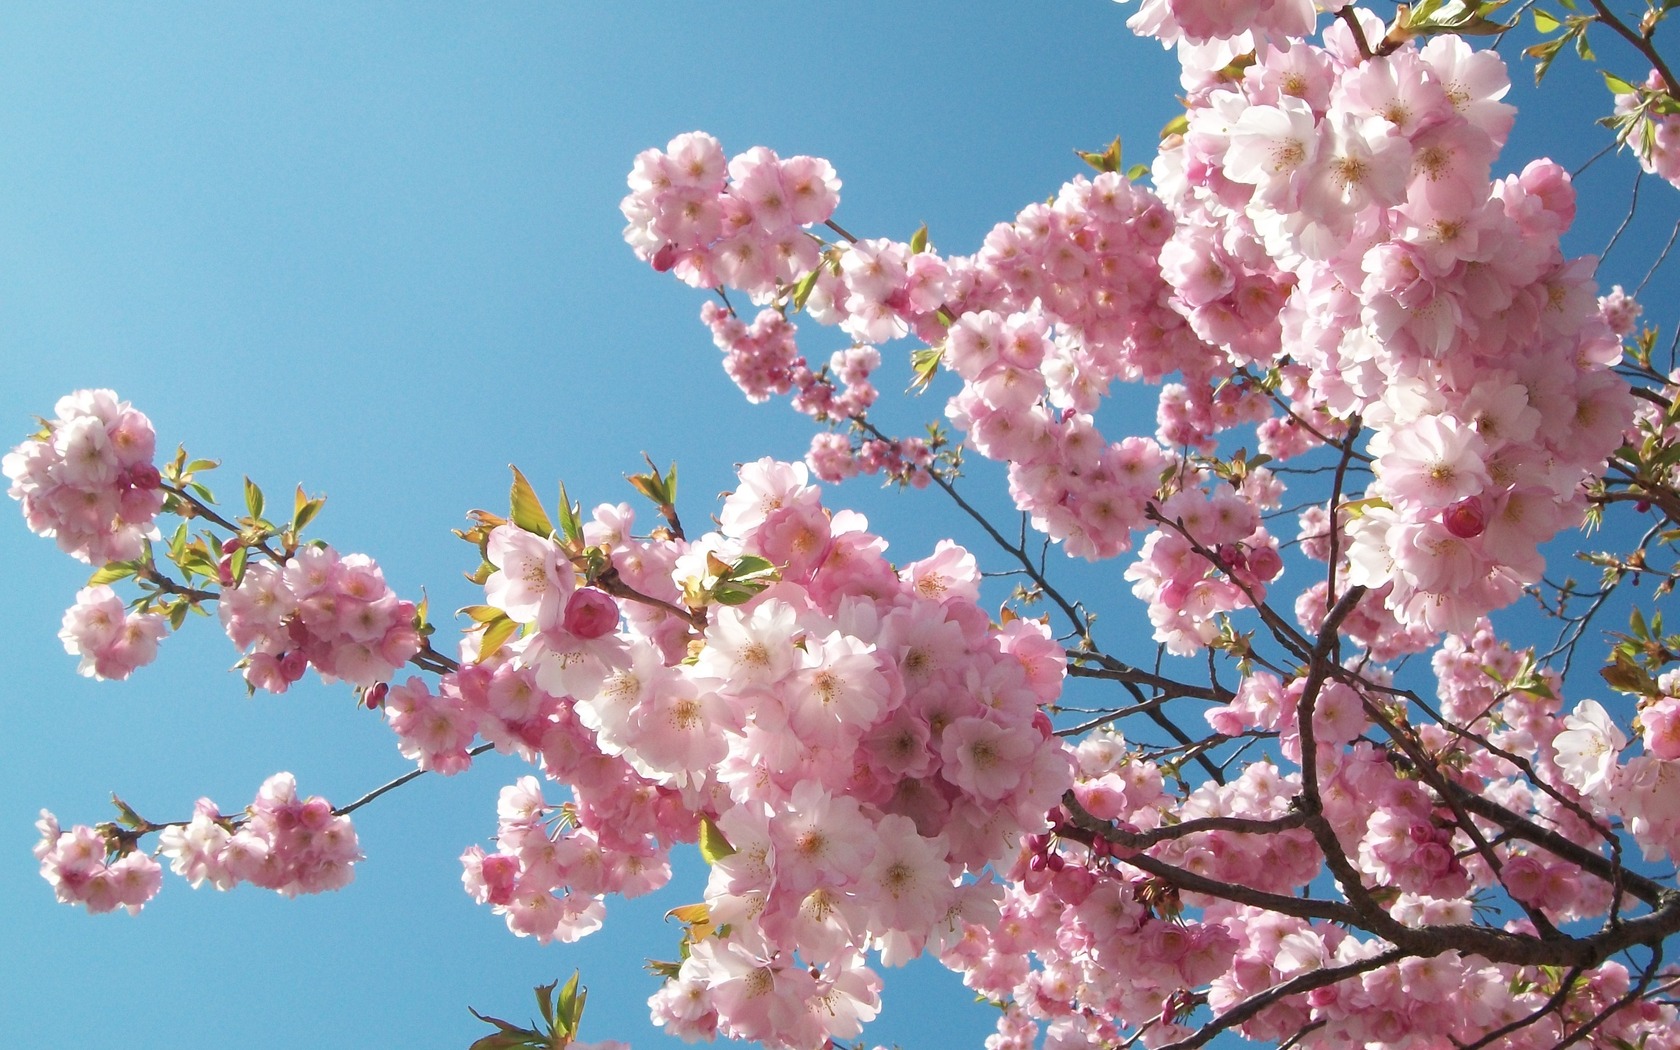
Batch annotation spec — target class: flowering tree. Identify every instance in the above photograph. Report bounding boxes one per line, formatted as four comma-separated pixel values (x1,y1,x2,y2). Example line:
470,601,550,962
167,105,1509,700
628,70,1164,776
15,2,1680,1049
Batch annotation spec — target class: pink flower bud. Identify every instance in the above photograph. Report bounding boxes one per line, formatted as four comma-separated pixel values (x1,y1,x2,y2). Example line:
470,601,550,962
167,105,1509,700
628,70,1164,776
1245,546,1283,583
364,682,389,710
481,853,519,906
217,556,235,587
1442,496,1486,539
280,650,308,683
650,243,679,272
221,537,243,555
563,588,620,639
125,464,162,490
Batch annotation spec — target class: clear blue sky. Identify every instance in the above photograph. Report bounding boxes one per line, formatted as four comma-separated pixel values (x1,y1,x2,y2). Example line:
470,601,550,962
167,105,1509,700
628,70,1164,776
1,4,1672,1049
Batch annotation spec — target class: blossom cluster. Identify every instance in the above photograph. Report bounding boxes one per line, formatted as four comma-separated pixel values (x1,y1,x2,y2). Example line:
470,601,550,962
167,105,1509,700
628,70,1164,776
453,459,1072,1049
155,773,361,897
36,772,360,915
1613,71,1680,189
3,388,164,565
1154,23,1629,636
34,811,162,915
620,132,839,301
59,583,168,681
219,545,420,692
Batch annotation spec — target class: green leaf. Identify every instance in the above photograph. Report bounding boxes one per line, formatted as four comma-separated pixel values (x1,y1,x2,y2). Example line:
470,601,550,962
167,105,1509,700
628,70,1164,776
728,555,776,578
244,476,264,520
1525,35,1565,84
88,561,138,586
712,584,756,606
1409,0,1446,23
553,971,583,1035
1075,136,1122,173
508,466,555,538
1604,70,1640,95
1160,113,1188,139
534,980,558,1029
909,223,929,254
908,346,942,393
183,458,219,476
1575,27,1594,60
790,266,821,312
110,794,146,829
698,815,736,863
554,481,583,547
1125,162,1150,181
477,614,520,662
292,485,325,533
1602,651,1656,694
188,481,216,504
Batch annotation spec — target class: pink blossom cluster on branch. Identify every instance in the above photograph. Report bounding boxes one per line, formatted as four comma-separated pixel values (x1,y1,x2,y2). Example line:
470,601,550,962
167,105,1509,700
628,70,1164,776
448,460,1070,1048
3,388,163,565
37,772,359,913
221,547,421,693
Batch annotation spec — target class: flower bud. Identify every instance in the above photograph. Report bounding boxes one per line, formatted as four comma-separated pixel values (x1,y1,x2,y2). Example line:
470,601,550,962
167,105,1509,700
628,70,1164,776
563,588,620,639
1442,496,1486,539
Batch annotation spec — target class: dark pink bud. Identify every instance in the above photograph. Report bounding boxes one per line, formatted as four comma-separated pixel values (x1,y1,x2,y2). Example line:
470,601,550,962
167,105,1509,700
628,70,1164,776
1442,496,1486,539
221,537,243,555
126,464,162,490
1245,545,1283,583
563,588,620,639
217,556,235,587
650,243,679,272
364,682,389,710
481,853,519,906
280,650,308,683
298,796,334,831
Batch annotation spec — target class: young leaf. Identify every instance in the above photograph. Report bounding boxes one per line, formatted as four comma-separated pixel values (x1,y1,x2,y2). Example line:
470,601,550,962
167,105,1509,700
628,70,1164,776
1604,70,1639,95
508,465,555,538
698,815,736,863
88,561,138,586
477,614,520,662
790,266,822,312
555,481,583,547
244,476,264,520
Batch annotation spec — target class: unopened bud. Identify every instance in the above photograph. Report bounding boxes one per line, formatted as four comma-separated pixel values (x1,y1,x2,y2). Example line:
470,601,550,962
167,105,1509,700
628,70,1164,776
1442,496,1486,539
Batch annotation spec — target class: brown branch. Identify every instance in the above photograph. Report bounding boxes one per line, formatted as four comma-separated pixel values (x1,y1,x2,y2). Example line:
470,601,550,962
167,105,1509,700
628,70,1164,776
335,742,496,817
1157,948,1409,1050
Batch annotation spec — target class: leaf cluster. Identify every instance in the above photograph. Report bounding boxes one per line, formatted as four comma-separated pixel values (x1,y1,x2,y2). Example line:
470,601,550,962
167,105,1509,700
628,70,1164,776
468,974,589,1050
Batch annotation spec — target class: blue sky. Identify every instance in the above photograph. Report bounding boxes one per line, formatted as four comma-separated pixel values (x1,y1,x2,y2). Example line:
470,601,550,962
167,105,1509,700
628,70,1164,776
2,4,1675,1049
